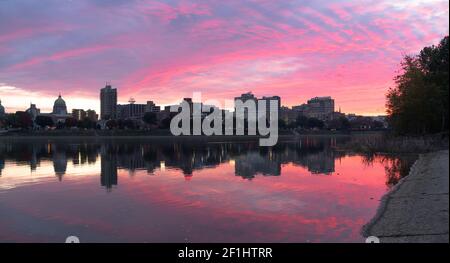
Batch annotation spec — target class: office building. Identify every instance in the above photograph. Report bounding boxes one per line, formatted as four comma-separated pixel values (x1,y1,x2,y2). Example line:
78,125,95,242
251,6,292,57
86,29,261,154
72,109,98,121
305,96,334,121
145,101,161,113
72,109,86,121
100,84,117,120
86,109,98,121
117,98,146,120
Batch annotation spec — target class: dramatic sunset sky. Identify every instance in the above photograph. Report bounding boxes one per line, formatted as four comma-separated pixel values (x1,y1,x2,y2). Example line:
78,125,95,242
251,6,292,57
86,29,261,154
0,0,448,115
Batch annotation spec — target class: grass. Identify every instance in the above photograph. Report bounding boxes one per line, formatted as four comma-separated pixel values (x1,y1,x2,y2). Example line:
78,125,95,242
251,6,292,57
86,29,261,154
340,132,449,154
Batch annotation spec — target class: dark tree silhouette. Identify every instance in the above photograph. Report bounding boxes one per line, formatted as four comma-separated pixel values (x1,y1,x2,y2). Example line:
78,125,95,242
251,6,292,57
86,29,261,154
14,111,33,129
143,112,157,125
35,115,54,127
106,119,118,129
387,36,449,134
65,117,78,128
78,118,96,129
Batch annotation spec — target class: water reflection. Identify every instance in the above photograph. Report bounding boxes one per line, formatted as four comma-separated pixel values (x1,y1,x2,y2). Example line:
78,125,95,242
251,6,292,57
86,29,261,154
0,138,415,188
0,137,417,242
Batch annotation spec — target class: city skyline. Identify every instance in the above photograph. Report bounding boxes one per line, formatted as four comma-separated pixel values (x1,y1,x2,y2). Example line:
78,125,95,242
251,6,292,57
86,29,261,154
0,0,449,115
0,86,357,118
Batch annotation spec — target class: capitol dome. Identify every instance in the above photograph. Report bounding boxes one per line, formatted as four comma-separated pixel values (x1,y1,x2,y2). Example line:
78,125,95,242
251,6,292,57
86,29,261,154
0,100,5,116
52,94,68,115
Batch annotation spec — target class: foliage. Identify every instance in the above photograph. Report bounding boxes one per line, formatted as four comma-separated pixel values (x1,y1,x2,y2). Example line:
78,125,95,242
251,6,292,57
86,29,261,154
387,36,449,134
143,112,157,125
328,116,350,130
35,115,54,127
117,119,136,129
160,118,171,129
278,119,287,129
106,119,118,129
65,117,78,127
295,115,324,129
78,118,97,129
13,111,33,129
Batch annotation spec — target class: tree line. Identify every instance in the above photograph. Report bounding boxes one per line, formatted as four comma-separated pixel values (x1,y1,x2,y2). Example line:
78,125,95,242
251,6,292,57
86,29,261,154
387,36,449,135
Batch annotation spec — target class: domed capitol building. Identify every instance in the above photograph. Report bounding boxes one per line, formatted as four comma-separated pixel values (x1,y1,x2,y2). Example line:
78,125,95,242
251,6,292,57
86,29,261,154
27,94,72,124
52,94,68,115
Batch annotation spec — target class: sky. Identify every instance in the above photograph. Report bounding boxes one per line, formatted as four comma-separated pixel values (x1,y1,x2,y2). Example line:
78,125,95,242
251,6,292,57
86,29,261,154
0,0,448,115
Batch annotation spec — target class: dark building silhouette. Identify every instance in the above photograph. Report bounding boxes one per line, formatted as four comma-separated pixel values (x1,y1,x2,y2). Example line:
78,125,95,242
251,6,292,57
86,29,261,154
52,94,68,115
52,144,68,181
117,99,146,120
100,84,117,120
100,146,118,191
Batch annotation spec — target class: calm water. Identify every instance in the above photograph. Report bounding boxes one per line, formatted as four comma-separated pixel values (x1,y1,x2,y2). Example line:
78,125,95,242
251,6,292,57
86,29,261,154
0,137,416,243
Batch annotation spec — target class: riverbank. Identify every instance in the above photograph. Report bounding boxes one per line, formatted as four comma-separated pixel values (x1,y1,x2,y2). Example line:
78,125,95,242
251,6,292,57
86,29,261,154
338,133,449,154
0,130,378,141
362,150,449,243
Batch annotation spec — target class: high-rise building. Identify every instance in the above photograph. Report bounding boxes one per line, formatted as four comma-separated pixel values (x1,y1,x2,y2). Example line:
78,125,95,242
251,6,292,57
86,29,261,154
117,98,146,120
100,84,117,120
292,104,308,114
279,106,299,124
145,101,160,113
72,109,98,121
86,109,98,121
72,109,86,121
234,92,257,104
234,92,280,122
305,96,334,121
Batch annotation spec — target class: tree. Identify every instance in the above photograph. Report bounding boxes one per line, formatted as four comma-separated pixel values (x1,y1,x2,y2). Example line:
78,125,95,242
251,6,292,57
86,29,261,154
296,115,325,129
65,117,78,128
117,119,136,129
340,117,351,130
307,118,324,129
106,119,118,129
387,36,449,134
160,117,172,129
35,115,54,128
160,112,176,129
122,119,136,129
296,115,309,129
4,113,18,128
372,120,384,129
14,111,33,129
350,116,374,130
78,118,96,129
327,116,350,130
278,119,287,129
143,112,157,125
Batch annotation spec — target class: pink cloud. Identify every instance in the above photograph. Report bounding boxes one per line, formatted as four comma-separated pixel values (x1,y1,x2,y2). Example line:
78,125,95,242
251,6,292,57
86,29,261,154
8,44,114,71
0,0,448,115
